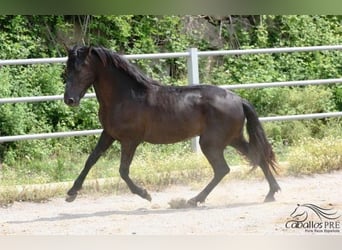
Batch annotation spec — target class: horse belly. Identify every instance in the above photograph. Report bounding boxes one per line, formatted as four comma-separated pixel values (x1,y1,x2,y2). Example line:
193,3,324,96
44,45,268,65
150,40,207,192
144,115,202,144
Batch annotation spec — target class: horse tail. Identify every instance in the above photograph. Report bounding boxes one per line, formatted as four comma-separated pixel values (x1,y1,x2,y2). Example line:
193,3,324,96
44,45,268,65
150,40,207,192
242,99,278,174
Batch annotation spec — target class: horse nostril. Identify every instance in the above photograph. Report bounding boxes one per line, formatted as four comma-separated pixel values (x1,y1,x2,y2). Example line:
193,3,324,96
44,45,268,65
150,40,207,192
68,98,75,104
65,97,75,106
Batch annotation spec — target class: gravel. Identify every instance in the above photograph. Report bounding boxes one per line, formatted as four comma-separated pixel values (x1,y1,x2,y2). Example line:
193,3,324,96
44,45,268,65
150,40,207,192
1,171,341,235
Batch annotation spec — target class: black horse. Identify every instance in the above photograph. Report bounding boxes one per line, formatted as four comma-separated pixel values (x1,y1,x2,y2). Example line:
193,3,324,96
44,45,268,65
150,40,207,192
63,46,280,206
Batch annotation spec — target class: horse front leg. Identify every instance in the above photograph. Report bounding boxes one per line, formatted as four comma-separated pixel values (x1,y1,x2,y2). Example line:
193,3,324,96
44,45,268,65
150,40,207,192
119,141,152,201
66,131,114,202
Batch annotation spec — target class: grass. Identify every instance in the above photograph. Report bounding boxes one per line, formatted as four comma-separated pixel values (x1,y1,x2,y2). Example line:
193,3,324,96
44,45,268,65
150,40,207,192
287,137,342,175
1,137,341,205
0,141,254,205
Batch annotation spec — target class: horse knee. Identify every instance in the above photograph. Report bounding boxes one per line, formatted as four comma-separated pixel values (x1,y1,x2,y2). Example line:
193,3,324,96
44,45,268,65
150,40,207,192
119,167,129,179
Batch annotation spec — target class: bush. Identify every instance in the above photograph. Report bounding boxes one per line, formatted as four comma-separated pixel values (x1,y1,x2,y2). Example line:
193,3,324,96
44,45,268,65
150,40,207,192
287,137,342,175
1,15,341,178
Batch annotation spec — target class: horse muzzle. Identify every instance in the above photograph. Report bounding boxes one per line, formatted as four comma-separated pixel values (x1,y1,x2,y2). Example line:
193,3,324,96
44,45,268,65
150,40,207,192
64,95,80,107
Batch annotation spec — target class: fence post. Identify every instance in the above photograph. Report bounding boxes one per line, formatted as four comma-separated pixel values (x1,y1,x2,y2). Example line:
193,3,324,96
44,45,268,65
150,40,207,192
187,48,201,153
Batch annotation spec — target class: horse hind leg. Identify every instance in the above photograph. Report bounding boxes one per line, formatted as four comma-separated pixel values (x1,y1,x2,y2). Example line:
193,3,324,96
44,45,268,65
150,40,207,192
231,137,259,173
231,137,280,202
187,136,230,206
259,159,281,202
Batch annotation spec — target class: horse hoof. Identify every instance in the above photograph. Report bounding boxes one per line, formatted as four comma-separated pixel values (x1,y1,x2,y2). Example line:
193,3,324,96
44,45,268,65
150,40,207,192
65,193,77,202
144,192,152,202
264,196,276,203
140,189,152,202
186,198,198,207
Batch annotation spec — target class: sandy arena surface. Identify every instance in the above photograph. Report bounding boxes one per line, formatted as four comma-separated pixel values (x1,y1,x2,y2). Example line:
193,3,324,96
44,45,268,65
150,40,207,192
1,171,341,235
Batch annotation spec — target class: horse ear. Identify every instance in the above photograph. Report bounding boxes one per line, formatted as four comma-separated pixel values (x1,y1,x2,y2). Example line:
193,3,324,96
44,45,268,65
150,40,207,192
87,46,93,56
82,46,93,64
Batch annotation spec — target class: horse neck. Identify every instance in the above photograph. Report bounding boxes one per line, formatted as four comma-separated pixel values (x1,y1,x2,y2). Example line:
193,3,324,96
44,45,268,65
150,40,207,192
92,66,148,107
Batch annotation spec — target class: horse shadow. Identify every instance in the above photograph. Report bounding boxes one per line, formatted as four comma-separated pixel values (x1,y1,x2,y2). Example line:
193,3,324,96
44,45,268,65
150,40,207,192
7,201,262,224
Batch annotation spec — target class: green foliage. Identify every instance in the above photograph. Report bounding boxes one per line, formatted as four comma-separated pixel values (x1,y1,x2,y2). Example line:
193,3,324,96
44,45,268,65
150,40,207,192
287,137,342,175
86,15,190,80
206,15,341,146
334,84,342,110
0,15,341,183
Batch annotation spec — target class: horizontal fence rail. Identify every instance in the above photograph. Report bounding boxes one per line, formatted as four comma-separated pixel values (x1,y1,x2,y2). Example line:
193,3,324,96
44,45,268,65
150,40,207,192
1,45,342,66
1,78,341,104
1,112,342,143
196,45,342,57
0,129,103,143
0,93,96,104
1,45,342,144
259,112,342,122
222,78,342,90
0,52,190,66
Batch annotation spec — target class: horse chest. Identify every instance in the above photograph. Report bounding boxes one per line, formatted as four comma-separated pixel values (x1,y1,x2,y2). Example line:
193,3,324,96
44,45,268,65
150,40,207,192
98,104,145,139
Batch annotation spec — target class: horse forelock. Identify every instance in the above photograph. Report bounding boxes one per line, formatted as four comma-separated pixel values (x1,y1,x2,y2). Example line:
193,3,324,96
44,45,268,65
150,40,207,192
67,46,91,67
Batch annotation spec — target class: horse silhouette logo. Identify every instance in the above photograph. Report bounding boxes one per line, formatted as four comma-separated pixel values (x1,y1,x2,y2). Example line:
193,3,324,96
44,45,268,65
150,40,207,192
291,203,340,221
285,203,341,231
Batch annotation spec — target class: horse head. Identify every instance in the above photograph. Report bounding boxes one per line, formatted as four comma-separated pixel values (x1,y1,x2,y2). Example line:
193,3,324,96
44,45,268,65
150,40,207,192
63,46,95,107
289,204,310,222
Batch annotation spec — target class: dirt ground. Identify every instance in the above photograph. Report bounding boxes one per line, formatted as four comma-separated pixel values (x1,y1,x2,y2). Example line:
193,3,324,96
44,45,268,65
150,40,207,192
1,171,341,235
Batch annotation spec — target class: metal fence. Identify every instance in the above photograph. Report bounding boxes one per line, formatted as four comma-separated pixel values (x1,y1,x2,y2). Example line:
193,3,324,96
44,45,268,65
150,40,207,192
1,45,342,151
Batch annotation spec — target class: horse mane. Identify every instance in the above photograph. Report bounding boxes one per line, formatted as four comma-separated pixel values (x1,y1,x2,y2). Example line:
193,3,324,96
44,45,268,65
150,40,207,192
90,46,161,88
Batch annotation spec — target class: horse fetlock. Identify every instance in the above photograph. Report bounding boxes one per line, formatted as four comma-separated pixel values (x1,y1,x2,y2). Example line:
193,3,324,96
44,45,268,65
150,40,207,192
274,184,281,193
187,198,199,207
187,194,207,207
264,192,276,203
